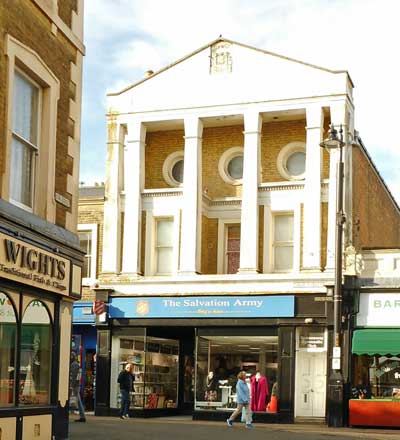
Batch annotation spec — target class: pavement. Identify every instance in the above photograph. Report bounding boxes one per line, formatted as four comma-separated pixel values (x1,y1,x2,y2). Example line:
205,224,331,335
68,415,400,440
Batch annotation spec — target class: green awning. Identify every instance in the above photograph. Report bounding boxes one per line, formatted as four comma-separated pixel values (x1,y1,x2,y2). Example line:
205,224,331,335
352,329,400,356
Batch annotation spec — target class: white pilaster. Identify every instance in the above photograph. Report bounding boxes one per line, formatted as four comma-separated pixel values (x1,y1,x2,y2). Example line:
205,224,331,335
121,121,146,276
179,116,203,275
303,105,323,270
239,111,262,274
326,102,348,270
102,121,124,273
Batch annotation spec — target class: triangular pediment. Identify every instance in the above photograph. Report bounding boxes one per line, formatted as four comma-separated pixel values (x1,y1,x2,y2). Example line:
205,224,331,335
108,38,352,113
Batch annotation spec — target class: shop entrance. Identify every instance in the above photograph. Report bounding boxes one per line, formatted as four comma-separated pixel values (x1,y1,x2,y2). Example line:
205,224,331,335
295,351,326,417
294,327,327,419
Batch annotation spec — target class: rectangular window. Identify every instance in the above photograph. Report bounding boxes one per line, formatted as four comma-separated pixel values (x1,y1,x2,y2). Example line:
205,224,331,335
352,354,400,399
10,70,41,210
273,213,294,271
78,224,98,285
79,231,92,279
225,224,240,274
155,218,174,275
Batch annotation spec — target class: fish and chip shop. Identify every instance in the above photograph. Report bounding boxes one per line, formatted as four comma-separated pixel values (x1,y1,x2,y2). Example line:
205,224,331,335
95,292,332,423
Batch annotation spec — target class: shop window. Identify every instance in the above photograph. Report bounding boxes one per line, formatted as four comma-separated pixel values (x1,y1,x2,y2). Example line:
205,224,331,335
78,224,98,285
352,354,400,399
195,335,278,412
10,70,41,211
225,224,240,274
19,300,52,406
110,333,179,410
0,292,17,406
272,213,294,272
155,218,174,275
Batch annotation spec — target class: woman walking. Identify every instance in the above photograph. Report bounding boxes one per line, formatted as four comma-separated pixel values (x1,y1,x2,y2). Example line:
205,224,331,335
226,371,254,429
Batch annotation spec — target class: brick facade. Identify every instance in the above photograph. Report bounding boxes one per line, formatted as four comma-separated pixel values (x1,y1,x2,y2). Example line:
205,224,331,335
0,0,82,231
202,125,244,198
352,146,400,249
145,130,184,189
201,216,218,274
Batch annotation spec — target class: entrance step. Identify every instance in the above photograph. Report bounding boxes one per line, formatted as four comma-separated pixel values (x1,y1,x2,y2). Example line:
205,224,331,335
294,417,325,425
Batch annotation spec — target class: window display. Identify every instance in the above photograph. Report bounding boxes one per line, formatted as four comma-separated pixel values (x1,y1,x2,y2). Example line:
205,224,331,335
352,354,400,399
19,300,52,405
0,292,17,406
195,335,278,412
111,333,179,410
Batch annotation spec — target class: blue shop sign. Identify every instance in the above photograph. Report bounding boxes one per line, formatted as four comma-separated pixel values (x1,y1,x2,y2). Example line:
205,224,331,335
73,301,96,325
109,295,295,319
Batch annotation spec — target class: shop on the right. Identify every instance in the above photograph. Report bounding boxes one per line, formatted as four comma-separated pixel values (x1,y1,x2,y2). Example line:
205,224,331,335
350,252,400,427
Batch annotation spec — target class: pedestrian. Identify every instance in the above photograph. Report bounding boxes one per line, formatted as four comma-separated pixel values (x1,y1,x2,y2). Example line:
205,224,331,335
118,363,135,419
69,352,86,422
226,371,254,429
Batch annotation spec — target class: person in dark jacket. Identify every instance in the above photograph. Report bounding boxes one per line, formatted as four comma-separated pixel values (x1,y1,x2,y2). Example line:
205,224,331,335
117,363,135,419
70,352,86,422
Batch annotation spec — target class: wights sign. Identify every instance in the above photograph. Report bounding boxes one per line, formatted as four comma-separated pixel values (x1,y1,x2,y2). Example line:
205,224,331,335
0,232,70,295
4,239,66,280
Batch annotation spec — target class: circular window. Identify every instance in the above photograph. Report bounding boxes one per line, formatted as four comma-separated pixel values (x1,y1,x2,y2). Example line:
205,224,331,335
171,159,184,184
277,142,306,181
286,151,306,177
218,147,244,185
162,151,184,187
227,156,243,180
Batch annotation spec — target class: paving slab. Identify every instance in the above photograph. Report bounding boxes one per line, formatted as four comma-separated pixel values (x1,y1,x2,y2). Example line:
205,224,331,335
68,415,400,440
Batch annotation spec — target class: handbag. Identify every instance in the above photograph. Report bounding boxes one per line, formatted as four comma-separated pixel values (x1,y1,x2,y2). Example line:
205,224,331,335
241,406,253,423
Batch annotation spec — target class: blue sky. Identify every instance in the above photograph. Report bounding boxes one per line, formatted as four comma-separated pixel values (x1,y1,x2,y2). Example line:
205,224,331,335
80,0,400,202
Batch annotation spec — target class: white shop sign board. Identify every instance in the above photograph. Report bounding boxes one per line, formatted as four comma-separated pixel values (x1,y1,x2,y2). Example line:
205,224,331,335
357,293,400,327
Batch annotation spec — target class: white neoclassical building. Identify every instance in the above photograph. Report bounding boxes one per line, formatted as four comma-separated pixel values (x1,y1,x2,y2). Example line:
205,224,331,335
77,38,400,423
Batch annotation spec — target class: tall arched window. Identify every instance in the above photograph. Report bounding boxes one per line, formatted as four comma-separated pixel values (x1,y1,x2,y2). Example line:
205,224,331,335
0,292,17,406
19,300,52,405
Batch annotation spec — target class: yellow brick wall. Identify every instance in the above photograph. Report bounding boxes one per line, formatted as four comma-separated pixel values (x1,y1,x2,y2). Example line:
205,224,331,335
58,0,77,29
202,125,244,198
145,130,184,189
261,120,306,182
321,202,328,269
0,0,79,229
81,286,95,302
201,216,218,274
144,120,330,198
352,146,400,249
322,116,331,180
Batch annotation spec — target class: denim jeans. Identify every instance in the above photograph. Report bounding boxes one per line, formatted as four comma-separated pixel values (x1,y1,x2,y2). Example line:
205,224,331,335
120,389,131,417
72,387,85,420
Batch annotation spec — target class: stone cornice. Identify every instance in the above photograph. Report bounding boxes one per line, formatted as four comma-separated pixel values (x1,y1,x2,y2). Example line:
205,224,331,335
141,189,183,198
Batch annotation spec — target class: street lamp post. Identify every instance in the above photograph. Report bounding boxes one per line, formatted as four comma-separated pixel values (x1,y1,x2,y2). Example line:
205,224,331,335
320,124,345,427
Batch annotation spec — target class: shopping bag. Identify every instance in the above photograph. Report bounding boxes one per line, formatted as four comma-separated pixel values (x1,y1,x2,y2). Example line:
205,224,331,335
69,392,78,408
241,406,253,423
